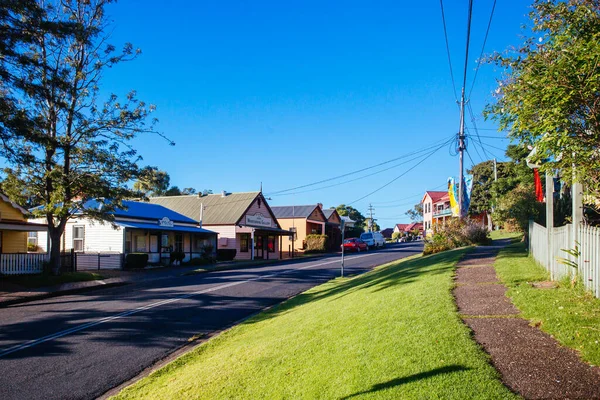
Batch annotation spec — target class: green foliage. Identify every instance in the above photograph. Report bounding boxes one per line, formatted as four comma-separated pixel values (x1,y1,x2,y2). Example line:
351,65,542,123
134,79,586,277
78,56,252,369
423,219,491,255
27,242,39,252
216,249,236,262
335,204,366,238
304,234,328,253
134,167,171,197
486,0,600,196
405,203,423,221
391,231,401,240
493,184,541,233
169,251,186,265
0,0,172,273
125,253,149,269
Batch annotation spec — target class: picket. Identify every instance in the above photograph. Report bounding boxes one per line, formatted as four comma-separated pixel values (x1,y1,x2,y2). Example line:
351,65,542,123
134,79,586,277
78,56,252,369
529,221,600,299
0,253,46,275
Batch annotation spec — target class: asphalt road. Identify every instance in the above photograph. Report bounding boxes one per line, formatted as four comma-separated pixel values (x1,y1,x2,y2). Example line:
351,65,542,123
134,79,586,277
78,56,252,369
0,242,423,400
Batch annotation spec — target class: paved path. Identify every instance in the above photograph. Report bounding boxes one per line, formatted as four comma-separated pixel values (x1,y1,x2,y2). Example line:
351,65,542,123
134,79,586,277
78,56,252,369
454,244,600,399
0,243,422,400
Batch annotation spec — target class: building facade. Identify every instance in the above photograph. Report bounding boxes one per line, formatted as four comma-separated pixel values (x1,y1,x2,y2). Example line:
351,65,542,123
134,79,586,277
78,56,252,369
422,190,452,235
150,191,289,261
271,205,327,254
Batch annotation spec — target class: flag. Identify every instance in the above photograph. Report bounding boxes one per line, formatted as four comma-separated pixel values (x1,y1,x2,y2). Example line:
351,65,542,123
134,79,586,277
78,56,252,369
534,168,544,202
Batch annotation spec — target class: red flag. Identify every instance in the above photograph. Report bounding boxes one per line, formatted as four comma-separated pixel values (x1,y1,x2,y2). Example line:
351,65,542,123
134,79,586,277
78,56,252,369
534,168,544,202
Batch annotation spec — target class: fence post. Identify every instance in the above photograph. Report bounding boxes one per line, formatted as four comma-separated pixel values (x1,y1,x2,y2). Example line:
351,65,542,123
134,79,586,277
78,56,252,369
71,248,76,272
546,171,554,277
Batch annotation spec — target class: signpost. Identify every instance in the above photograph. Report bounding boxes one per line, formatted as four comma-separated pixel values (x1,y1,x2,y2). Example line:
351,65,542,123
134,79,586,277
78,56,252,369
340,219,345,277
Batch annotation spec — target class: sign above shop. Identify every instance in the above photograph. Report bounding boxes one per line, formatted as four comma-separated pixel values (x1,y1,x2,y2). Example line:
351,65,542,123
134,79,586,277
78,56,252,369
246,213,272,227
158,217,174,227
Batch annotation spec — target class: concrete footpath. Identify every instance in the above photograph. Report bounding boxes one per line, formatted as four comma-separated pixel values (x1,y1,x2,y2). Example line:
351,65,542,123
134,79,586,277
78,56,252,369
0,252,336,308
454,243,600,399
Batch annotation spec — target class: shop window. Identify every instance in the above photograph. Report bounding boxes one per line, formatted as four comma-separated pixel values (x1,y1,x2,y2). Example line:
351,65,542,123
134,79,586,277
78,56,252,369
175,234,183,252
135,235,147,252
267,236,275,253
73,226,84,252
240,234,249,253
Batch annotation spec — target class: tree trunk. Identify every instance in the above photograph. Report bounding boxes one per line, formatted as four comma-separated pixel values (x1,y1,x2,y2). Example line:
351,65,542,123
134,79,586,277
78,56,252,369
49,229,62,275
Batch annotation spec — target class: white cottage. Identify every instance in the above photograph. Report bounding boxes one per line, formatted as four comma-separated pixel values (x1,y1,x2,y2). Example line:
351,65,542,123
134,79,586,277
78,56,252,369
35,200,217,265
150,191,290,260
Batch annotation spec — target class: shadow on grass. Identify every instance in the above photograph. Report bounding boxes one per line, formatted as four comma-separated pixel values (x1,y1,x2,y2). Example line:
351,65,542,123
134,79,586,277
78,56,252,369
340,365,471,399
248,248,468,325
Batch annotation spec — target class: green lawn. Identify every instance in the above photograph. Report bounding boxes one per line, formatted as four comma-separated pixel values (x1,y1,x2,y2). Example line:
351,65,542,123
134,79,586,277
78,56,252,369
4,271,104,288
489,230,523,241
495,242,600,366
114,249,516,400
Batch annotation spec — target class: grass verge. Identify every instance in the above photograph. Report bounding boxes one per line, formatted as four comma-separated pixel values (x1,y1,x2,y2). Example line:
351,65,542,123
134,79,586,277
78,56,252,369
490,230,523,241
3,271,104,289
114,249,516,400
495,242,600,366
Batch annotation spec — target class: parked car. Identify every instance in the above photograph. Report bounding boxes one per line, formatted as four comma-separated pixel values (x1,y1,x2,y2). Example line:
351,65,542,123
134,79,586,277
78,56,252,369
341,238,368,252
360,231,386,249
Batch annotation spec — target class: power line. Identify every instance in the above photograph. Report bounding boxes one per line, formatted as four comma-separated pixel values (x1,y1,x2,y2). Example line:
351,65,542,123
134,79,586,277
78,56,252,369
266,134,455,196
467,102,493,160
467,0,497,100
348,140,448,205
270,138,454,197
439,0,459,103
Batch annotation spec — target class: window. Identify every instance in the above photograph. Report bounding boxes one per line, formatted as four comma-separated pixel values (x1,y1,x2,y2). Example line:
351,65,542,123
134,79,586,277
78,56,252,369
135,235,147,252
175,234,183,252
73,226,84,252
267,236,275,253
240,234,249,252
27,232,38,247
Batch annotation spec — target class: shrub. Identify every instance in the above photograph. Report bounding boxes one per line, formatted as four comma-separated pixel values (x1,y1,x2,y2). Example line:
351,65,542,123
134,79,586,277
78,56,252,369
27,242,39,252
125,253,149,269
170,251,186,265
216,249,236,262
304,234,328,253
391,231,401,240
188,257,212,266
423,219,491,255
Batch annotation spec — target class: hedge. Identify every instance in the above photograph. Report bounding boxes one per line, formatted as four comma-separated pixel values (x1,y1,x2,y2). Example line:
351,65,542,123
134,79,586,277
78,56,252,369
125,253,149,269
216,249,237,261
305,234,328,253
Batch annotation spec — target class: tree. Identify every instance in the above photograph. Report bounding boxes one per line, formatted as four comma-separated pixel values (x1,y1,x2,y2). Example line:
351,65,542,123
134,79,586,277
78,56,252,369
335,204,366,237
181,187,196,195
405,203,423,221
365,218,380,232
134,167,171,197
493,184,540,233
0,0,170,273
164,186,181,196
486,0,600,196
468,160,512,216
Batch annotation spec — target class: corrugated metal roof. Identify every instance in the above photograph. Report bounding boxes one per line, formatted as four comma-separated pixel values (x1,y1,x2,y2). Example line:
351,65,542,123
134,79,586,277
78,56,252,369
322,209,335,219
84,199,197,224
271,205,318,219
149,192,260,225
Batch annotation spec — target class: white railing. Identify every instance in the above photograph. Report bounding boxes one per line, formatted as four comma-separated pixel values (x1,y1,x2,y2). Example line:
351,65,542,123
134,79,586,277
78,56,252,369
529,221,600,298
0,253,47,275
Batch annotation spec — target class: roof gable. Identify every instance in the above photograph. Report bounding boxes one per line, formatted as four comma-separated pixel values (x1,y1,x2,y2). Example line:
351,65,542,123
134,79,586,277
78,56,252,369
84,200,197,224
149,192,265,226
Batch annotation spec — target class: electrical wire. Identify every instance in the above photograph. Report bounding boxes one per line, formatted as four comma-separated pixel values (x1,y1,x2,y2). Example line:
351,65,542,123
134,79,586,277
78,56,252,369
467,0,497,100
461,0,475,96
269,141,453,197
439,0,459,103
266,134,455,196
467,102,493,160
371,183,446,205
348,140,449,206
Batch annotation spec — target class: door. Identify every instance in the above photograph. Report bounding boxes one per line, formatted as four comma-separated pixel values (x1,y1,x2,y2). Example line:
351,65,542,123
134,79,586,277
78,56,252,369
254,235,264,259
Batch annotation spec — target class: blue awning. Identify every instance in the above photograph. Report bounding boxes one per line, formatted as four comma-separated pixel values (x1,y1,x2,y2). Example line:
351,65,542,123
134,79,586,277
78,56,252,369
116,221,216,235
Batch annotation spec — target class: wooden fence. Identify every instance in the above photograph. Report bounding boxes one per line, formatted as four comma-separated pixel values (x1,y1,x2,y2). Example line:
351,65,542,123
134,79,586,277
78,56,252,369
529,221,600,298
0,253,47,275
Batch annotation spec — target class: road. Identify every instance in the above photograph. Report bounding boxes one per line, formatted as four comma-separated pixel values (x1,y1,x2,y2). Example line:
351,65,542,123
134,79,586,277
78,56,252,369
0,242,423,400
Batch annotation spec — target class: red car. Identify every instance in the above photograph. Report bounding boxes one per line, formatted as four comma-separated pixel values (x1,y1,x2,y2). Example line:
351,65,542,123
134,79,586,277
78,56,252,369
341,238,368,252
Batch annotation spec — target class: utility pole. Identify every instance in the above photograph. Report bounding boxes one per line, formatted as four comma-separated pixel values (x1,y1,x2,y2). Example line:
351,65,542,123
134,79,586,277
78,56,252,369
367,203,375,232
458,91,466,219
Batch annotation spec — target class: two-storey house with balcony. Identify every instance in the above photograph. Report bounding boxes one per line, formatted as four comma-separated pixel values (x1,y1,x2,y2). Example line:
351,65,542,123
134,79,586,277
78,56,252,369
422,190,453,235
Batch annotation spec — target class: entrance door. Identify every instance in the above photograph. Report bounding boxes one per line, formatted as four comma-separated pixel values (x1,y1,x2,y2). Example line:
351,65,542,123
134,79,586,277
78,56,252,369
254,235,264,259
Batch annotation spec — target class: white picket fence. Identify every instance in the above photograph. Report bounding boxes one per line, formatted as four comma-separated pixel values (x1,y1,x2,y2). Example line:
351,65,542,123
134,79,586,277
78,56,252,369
0,253,47,275
529,221,600,298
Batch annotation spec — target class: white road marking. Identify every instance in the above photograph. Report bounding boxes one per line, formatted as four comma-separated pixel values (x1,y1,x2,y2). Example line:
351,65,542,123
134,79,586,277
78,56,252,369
0,252,380,358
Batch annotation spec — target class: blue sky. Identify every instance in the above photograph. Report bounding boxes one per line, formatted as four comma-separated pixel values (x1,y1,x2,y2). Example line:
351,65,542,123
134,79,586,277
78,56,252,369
101,0,531,226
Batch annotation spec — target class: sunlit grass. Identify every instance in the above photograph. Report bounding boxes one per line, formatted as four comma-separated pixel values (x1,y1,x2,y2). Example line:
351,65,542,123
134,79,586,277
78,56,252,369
114,249,516,400
495,242,600,366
